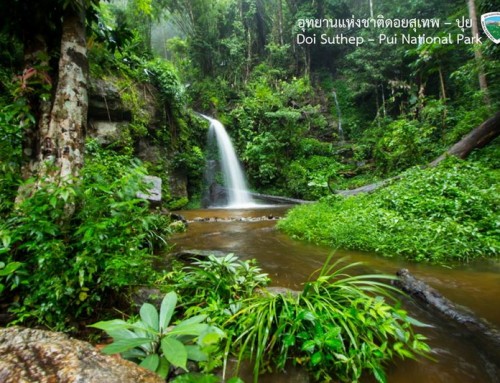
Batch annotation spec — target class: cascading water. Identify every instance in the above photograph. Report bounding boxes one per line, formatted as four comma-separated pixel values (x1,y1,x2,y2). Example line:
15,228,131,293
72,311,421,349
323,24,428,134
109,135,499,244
202,115,256,208
332,90,345,143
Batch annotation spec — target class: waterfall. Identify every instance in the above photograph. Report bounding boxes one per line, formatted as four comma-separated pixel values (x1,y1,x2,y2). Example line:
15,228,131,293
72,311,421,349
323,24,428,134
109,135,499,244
332,90,345,143
202,115,256,208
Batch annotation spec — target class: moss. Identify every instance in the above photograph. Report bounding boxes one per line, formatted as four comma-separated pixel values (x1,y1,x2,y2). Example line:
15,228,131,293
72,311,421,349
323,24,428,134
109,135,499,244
167,196,189,210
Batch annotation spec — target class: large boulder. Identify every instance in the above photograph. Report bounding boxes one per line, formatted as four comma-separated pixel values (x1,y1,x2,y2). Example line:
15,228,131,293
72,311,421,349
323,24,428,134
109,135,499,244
0,326,164,383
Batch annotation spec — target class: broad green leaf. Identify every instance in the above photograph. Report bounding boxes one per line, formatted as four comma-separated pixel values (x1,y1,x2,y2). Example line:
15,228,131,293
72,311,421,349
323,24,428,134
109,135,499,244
0,262,23,276
107,328,140,341
140,354,160,372
185,345,208,362
157,357,170,379
168,323,208,336
89,319,130,333
101,338,151,354
140,303,159,331
177,314,207,326
311,351,323,366
122,348,147,359
159,292,177,332
199,331,222,346
161,337,187,370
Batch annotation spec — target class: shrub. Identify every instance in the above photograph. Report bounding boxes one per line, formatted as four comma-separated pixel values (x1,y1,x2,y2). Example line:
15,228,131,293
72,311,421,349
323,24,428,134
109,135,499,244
1,147,170,331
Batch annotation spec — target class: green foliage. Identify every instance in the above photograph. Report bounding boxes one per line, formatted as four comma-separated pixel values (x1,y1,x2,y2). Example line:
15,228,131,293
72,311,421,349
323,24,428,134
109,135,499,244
279,158,499,263
165,254,270,308
285,156,341,200
373,117,438,173
91,291,225,379
0,98,33,214
1,145,171,330
226,257,430,383
0,261,25,295
164,254,430,383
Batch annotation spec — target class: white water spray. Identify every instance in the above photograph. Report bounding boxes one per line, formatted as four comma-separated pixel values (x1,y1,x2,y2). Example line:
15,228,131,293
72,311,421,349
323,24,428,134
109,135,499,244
202,115,256,208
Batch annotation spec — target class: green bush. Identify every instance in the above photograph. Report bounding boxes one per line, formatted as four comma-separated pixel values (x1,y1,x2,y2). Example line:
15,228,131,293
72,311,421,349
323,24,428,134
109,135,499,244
1,146,171,331
279,158,499,262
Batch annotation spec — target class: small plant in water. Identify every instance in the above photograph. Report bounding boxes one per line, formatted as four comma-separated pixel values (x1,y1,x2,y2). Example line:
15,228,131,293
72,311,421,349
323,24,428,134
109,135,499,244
224,255,432,383
90,291,225,379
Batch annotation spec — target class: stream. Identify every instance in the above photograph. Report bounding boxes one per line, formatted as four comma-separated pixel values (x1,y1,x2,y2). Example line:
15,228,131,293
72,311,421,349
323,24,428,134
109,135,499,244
170,206,500,383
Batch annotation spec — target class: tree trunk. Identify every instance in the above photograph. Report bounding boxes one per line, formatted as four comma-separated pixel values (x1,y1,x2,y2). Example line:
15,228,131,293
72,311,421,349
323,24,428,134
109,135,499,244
277,0,284,45
430,111,500,166
467,0,490,106
37,3,88,183
334,112,500,196
438,66,447,101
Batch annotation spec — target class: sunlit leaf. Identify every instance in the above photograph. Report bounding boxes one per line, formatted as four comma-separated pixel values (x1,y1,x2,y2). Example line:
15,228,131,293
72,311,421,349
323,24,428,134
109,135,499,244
161,337,187,370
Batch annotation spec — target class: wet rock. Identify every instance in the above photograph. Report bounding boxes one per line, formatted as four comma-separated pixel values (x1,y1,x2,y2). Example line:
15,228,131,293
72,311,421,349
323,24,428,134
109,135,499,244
187,215,281,223
0,326,163,383
136,139,162,164
168,170,188,201
169,249,229,260
170,213,187,224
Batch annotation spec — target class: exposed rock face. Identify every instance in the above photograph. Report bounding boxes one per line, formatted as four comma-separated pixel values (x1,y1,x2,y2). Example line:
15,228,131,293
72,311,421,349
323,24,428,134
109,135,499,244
136,139,162,163
0,326,164,383
137,176,162,206
168,170,188,201
88,121,129,146
88,78,131,121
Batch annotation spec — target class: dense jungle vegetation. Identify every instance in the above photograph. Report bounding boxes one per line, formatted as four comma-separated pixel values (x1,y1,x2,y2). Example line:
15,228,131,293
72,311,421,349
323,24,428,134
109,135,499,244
0,0,498,381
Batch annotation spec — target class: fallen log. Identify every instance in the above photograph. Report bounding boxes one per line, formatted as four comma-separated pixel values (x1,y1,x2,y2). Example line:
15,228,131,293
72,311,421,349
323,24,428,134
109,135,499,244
430,111,500,167
247,191,313,205
334,111,500,196
394,268,500,369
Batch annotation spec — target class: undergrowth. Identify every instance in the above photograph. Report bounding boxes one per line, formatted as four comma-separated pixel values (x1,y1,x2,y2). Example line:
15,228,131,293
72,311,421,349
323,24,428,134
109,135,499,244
279,157,499,263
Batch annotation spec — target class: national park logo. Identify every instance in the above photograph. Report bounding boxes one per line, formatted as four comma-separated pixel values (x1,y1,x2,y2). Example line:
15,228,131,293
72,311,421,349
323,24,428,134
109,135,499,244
481,12,500,44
